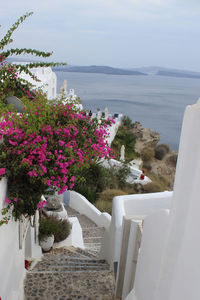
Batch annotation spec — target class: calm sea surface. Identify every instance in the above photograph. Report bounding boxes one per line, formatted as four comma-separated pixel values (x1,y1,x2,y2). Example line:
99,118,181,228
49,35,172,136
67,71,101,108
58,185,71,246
55,71,200,150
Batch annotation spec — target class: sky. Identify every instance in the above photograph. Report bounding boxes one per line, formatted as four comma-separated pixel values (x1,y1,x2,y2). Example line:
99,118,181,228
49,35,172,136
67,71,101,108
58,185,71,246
1,0,200,71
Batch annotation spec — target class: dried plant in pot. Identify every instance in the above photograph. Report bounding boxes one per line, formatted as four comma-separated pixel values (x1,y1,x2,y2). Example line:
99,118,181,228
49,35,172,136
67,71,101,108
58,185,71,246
39,216,71,251
38,217,59,252
54,218,71,243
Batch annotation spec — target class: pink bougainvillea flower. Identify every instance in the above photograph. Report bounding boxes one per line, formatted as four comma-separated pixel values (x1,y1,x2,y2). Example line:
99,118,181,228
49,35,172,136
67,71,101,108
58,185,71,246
70,176,75,182
28,171,33,177
32,170,38,177
13,198,18,202
58,140,65,146
69,183,75,190
5,197,11,204
37,200,47,210
46,179,51,186
0,168,6,176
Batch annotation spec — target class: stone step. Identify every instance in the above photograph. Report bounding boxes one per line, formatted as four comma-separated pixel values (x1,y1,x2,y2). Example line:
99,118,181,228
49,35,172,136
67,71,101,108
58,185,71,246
83,236,103,243
28,270,111,275
84,249,100,257
34,259,108,268
30,265,110,272
25,271,114,300
65,206,80,216
82,226,105,237
24,207,115,300
31,263,109,270
84,242,102,248
75,214,98,228
41,255,106,264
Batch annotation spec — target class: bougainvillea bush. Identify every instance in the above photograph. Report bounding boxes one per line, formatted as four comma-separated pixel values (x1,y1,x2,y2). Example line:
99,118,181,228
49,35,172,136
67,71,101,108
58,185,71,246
0,95,114,220
0,11,114,223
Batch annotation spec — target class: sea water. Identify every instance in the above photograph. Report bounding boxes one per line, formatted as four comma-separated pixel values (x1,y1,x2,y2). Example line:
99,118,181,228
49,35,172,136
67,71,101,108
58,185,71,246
55,71,200,150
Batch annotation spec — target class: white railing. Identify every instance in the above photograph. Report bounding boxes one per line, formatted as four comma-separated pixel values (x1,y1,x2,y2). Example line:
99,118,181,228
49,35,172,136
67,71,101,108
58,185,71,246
100,191,173,266
69,191,111,230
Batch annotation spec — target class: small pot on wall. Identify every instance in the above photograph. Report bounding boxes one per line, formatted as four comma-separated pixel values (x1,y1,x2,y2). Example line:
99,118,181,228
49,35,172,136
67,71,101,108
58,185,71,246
39,235,54,252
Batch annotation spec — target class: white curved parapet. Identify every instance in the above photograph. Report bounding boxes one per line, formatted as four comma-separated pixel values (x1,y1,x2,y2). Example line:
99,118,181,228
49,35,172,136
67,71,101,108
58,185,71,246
101,158,151,184
100,191,173,265
68,191,111,230
105,116,122,146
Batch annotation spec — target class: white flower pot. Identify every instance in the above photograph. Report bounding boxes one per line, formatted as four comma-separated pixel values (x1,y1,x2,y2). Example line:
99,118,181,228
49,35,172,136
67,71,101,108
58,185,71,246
40,235,54,252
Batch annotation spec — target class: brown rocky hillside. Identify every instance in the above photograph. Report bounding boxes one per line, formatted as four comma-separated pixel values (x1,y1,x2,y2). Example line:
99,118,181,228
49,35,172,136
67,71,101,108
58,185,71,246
131,121,178,189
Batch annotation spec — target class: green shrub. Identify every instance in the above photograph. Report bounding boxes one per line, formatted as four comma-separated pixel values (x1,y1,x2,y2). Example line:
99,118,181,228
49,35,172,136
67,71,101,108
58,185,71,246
141,147,155,163
94,200,112,215
95,189,127,214
121,115,133,128
112,164,131,189
155,144,170,160
75,163,113,203
97,189,127,203
54,218,71,243
111,125,137,161
38,217,59,241
158,144,170,153
155,147,166,160
39,216,71,242
75,186,96,203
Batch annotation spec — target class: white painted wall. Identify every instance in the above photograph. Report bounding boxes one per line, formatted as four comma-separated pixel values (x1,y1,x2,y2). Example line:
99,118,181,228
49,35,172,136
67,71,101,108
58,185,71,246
100,191,172,265
0,219,26,300
125,99,200,300
154,99,200,300
0,179,25,300
105,116,121,146
131,210,170,300
69,191,111,230
121,219,143,299
19,66,57,100
0,179,42,300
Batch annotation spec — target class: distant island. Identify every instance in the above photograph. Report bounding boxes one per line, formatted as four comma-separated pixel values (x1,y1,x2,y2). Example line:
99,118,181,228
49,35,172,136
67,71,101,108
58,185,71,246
54,65,200,79
53,65,147,76
156,70,200,79
132,66,200,79
6,58,200,79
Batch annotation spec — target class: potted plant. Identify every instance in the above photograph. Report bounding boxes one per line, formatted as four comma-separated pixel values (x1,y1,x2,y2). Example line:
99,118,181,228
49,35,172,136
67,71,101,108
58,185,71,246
38,217,59,252
54,218,71,243
38,216,71,251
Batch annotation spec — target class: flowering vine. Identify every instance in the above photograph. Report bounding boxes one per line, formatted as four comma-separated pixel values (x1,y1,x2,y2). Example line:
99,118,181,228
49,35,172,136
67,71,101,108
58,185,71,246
0,96,114,220
0,12,114,223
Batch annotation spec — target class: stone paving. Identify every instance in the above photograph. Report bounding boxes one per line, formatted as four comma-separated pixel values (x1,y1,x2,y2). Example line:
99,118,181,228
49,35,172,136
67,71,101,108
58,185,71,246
24,207,115,300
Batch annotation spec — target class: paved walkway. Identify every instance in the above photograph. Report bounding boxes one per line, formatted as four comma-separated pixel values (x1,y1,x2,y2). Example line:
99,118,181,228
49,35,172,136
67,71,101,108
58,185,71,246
24,207,115,300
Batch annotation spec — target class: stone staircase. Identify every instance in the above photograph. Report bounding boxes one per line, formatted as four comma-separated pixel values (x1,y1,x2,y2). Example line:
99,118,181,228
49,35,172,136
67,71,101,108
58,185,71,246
24,207,115,300
67,207,105,257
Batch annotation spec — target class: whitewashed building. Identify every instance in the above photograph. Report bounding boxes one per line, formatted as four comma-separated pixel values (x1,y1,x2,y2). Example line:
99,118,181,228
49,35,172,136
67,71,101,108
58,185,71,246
19,66,57,100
